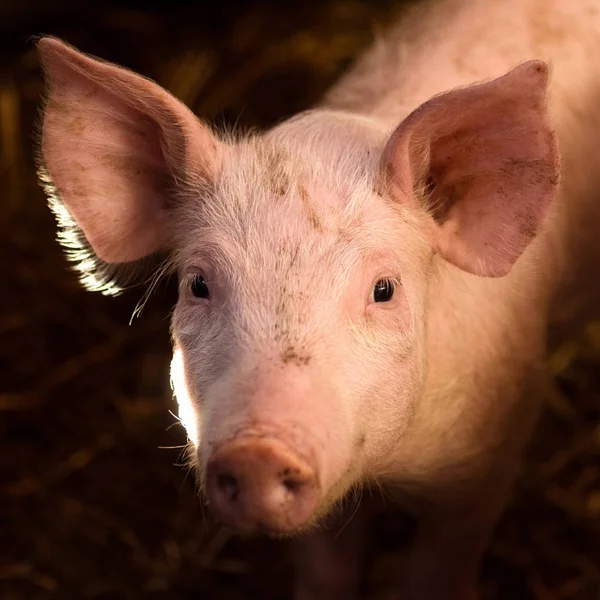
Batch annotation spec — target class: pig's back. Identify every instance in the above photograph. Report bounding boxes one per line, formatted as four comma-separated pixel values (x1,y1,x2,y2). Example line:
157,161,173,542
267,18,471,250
322,0,600,125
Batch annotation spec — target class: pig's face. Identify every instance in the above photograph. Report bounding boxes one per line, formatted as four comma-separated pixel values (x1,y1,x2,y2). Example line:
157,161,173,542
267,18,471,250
36,38,559,535
170,119,432,531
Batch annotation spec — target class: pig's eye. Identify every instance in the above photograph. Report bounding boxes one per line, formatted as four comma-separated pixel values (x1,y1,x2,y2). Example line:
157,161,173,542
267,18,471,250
372,278,395,302
190,274,210,299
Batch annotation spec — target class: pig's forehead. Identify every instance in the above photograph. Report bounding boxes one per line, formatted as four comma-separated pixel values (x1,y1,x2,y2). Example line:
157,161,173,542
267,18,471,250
176,179,373,270
182,141,393,243
174,118,418,268
213,109,388,212
216,138,363,211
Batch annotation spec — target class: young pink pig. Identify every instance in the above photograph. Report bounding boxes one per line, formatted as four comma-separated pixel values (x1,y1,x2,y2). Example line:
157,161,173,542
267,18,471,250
35,0,600,598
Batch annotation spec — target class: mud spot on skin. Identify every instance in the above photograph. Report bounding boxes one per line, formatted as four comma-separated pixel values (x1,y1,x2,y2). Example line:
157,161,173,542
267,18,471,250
281,345,311,366
258,145,291,196
505,157,541,173
269,169,290,197
336,226,349,239
275,290,287,319
505,157,558,188
354,434,367,449
68,115,86,136
515,210,537,238
298,184,323,232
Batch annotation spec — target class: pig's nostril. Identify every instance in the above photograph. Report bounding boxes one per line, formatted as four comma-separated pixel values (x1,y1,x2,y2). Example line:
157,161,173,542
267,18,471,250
216,473,239,501
282,478,300,492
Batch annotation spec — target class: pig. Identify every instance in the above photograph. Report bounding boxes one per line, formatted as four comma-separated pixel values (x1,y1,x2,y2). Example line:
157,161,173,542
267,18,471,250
34,0,600,598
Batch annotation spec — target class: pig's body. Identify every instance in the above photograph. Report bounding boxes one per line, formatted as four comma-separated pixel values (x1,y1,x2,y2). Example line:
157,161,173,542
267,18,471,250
292,1,600,596
35,1,600,599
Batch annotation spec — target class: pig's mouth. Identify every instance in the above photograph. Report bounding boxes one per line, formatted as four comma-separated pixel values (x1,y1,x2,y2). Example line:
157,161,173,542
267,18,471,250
203,435,323,536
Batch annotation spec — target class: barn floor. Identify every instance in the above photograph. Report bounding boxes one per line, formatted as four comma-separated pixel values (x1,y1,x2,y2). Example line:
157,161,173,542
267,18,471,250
0,1,598,598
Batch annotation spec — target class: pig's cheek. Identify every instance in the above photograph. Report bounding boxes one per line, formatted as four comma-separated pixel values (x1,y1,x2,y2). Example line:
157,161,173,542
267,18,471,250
363,300,415,365
170,344,204,448
172,301,231,382
346,305,422,464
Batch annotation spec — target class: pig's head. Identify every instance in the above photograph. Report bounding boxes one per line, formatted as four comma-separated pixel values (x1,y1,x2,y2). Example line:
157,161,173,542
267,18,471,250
36,38,559,535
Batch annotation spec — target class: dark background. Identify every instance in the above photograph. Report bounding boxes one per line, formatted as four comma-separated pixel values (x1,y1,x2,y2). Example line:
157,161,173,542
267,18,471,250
1,1,599,598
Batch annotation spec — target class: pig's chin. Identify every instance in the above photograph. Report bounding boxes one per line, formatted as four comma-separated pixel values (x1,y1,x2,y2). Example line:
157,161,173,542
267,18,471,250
200,476,325,539
226,513,322,540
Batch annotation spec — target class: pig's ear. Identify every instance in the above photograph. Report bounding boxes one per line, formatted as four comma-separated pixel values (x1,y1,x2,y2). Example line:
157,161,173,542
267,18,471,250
381,60,559,277
36,37,220,293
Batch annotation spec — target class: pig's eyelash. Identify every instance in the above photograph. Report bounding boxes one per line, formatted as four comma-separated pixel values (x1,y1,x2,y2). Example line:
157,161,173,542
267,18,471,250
183,273,216,286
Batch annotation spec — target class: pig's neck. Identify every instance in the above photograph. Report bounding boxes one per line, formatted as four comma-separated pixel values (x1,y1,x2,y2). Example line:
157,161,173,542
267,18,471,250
424,249,552,395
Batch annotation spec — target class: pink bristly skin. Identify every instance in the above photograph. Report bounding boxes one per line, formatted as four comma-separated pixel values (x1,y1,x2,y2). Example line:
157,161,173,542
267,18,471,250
35,1,600,597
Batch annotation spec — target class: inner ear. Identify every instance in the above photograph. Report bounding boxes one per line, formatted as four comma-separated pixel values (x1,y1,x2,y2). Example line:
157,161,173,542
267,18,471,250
420,173,452,225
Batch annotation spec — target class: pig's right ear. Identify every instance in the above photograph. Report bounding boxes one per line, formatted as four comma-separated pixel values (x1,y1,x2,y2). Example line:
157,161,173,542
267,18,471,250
380,61,559,278
36,37,220,292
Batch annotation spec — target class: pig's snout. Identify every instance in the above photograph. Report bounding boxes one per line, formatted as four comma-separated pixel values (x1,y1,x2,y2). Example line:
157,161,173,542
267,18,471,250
205,436,321,534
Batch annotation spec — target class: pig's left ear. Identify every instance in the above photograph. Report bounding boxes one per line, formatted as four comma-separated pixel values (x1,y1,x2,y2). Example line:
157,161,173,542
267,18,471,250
36,37,220,294
381,60,560,277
